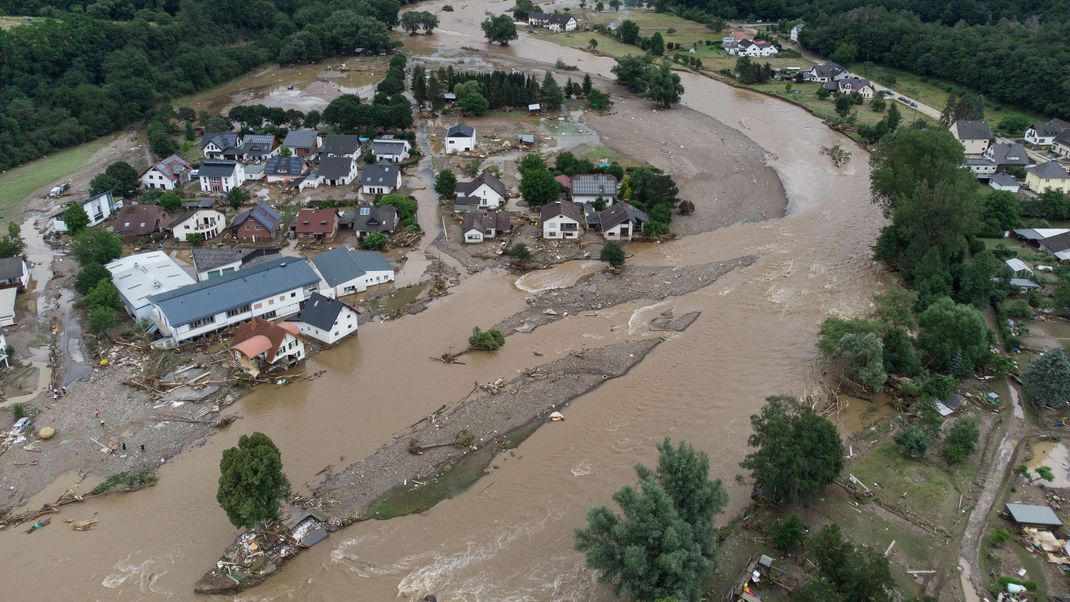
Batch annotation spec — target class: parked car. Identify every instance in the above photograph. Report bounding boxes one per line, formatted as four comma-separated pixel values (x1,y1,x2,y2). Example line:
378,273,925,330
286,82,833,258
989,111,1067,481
48,181,70,197
11,416,31,435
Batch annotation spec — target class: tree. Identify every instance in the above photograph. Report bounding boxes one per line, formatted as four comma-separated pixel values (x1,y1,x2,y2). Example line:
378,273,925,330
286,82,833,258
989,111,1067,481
612,54,653,93
588,38,599,50
869,97,886,112
468,327,505,351
741,396,844,504
226,187,249,210
835,94,853,117
147,120,177,157
808,524,894,602
74,263,111,295
894,427,929,458
1023,348,1070,408
80,279,123,311
0,222,24,258
769,514,806,553
979,190,1020,236
104,161,140,197
72,229,122,267
540,72,564,111
610,0,621,9
644,61,684,109
400,11,423,35
455,81,489,116
792,578,842,602
829,41,857,65
481,15,518,45
832,332,887,392
601,241,626,268
587,89,612,110
507,243,532,264
648,32,665,56
595,1,604,11
217,432,291,529
619,21,640,45
434,169,457,199
156,191,183,212
642,438,727,556
941,420,979,465
86,305,119,334
518,153,548,176
513,0,536,20
519,168,561,207
1038,189,1070,220
63,203,91,234
958,251,1002,308
362,231,389,250
916,297,989,376
582,73,593,96
872,286,917,331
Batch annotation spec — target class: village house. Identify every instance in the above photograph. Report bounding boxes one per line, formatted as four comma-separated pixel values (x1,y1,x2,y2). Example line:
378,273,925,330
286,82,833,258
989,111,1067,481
462,211,510,243
230,202,282,242
0,256,29,290
949,120,992,155
292,208,338,242
300,156,358,190
456,171,507,209
148,256,322,343
140,155,193,191
106,251,196,325
1053,130,1070,159
0,332,8,368
197,160,245,194
1038,230,1070,261
230,318,305,377
167,207,226,241
319,134,362,159
598,202,648,242
371,138,412,163
287,292,359,345
361,163,401,195
342,203,397,239
191,248,279,281
111,204,170,240
311,247,395,297
201,132,242,160
965,157,997,178
264,156,307,185
721,31,752,53
541,200,585,239
984,142,1031,167
823,77,874,99
527,12,577,32
1024,118,1070,147
282,129,320,158
445,124,476,154
555,175,572,199
0,288,16,326
1026,161,1070,194
571,174,619,205
236,134,281,162
49,190,122,233
735,38,779,57
790,23,805,43
988,172,1021,193
804,62,849,83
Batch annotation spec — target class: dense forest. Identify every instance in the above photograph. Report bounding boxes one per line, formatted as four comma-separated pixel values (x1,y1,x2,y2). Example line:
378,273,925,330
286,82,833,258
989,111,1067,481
655,0,1070,119
0,0,410,171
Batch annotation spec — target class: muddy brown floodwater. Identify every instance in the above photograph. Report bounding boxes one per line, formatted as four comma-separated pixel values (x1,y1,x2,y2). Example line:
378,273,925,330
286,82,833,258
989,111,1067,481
0,1,886,600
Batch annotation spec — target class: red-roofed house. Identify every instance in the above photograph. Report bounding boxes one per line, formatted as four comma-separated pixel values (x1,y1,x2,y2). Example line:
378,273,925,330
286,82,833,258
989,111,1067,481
141,155,193,191
291,208,338,241
230,317,305,376
554,174,571,199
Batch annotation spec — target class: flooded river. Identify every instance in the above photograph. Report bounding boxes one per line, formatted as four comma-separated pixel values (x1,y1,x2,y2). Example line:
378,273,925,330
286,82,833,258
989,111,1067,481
0,1,885,599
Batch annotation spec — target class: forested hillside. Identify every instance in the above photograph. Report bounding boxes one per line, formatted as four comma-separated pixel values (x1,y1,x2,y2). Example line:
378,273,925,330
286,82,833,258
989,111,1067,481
0,0,408,171
655,0,1070,119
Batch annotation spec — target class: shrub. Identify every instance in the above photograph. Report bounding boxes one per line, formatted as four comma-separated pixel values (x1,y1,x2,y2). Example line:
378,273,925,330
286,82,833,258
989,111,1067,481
941,420,979,465
894,427,929,458
11,403,26,420
677,199,695,215
454,427,475,448
601,241,626,268
769,514,806,553
363,231,389,250
468,327,504,351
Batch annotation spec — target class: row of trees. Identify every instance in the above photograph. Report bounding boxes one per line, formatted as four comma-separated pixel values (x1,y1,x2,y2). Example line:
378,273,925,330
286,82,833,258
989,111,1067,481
611,55,685,108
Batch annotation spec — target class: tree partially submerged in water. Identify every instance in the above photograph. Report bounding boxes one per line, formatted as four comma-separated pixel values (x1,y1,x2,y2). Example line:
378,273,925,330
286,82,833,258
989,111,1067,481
575,438,727,601
217,432,291,529
468,327,505,351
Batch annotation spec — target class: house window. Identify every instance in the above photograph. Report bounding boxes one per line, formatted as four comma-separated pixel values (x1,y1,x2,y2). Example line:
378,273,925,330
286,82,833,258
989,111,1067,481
261,310,277,319
290,292,296,298
189,315,216,329
226,304,251,318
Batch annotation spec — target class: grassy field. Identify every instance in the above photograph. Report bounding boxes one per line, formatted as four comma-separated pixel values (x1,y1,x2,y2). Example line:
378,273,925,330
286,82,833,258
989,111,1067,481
0,16,37,30
587,9,721,46
0,137,112,224
749,82,919,128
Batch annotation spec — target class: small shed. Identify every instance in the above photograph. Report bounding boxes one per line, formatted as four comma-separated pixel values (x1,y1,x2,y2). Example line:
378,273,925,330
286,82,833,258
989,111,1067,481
519,134,535,145
528,103,541,113
1006,503,1063,528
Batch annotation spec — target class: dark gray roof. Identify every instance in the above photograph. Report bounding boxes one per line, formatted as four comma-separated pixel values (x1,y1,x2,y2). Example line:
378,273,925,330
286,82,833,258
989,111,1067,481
362,163,399,186
201,132,239,150
462,211,510,233
457,171,507,198
371,139,410,155
283,129,319,149
317,157,354,180
943,393,966,410
320,134,361,156
0,256,25,280
1041,230,1070,253
540,200,584,223
571,174,619,197
197,160,240,177
529,12,575,26
345,204,397,232
312,248,393,287
989,172,1019,187
1005,503,1062,527
148,257,320,327
191,248,256,273
1029,161,1070,180
288,292,354,331
455,196,481,207
182,199,216,209
952,120,991,141
446,124,475,138
599,202,648,230
265,156,305,176
239,134,278,156
1030,118,1070,137
810,62,844,78
231,203,282,233
985,142,1029,166
1055,129,1070,147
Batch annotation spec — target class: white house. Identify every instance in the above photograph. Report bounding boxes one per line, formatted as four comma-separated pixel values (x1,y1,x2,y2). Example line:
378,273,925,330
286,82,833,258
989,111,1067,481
311,247,395,297
790,23,805,43
197,160,246,194
599,203,648,242
462,211,510,243
287,292,359,345
149,257,322,344
805,62,849,83
201,132,242,160
824,77,875,99
455,171,507,209
988,172,1021,193
0,256,30,290
0,331,9,368
528,12,577,32
950,120,992,155
736,39,779,57
445,124,476,154
361,163,401,195
371,138,412,163
1025,118,1070,147
0,288,15,327
570,174,619,205
106,251,196,324
300,156,358,190
230,318,305,377
1053,130,1070,159
541,200,584,239
168,208,226,241
49,191,122,233
141,155,193,191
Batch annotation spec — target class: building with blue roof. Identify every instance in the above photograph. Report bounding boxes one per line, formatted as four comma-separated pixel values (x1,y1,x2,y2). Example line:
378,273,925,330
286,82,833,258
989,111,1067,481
311,247,395,297
148,256,322,343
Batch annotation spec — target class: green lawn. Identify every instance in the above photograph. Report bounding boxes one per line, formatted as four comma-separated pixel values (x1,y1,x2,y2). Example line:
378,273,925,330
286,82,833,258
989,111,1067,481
0,136,112,224
749,82,916,128
587,9,721,47
0,16,37,30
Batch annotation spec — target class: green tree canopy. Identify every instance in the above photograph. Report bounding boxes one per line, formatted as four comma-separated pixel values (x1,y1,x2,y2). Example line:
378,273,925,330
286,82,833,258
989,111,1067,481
217,432,292,529
63,202,91,234
362,231,389,250
644,61,684,109
540,71,564,111
519,167,561,207
434,169,457,199
481,14,518,45
455,81,490,116
916,297,989,376
894,427,929,458
940,420,979,465
612,54,654,93
71,228,122,267
469,326,505,350
226,187,249,210
1023,347,1070,408
957,250,1002,308
808,524,895,602
601,241,626,268
618,19,639,45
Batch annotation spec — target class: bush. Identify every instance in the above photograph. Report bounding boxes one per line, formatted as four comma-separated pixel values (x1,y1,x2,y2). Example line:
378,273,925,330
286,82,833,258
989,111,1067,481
601,241,626,268
1006,300,1033,320
469,327,504,351
769,514,806,553
677,199,695,215
894,427,929,458
507,243,532,263
11,403,26,420
454,427,475,448
362,231,389,250
986,527,1012,548
86,306,119,334
941,420,979,465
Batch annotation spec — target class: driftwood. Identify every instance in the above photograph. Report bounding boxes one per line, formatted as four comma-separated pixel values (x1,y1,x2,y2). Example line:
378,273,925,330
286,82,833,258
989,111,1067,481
430,353,466,365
